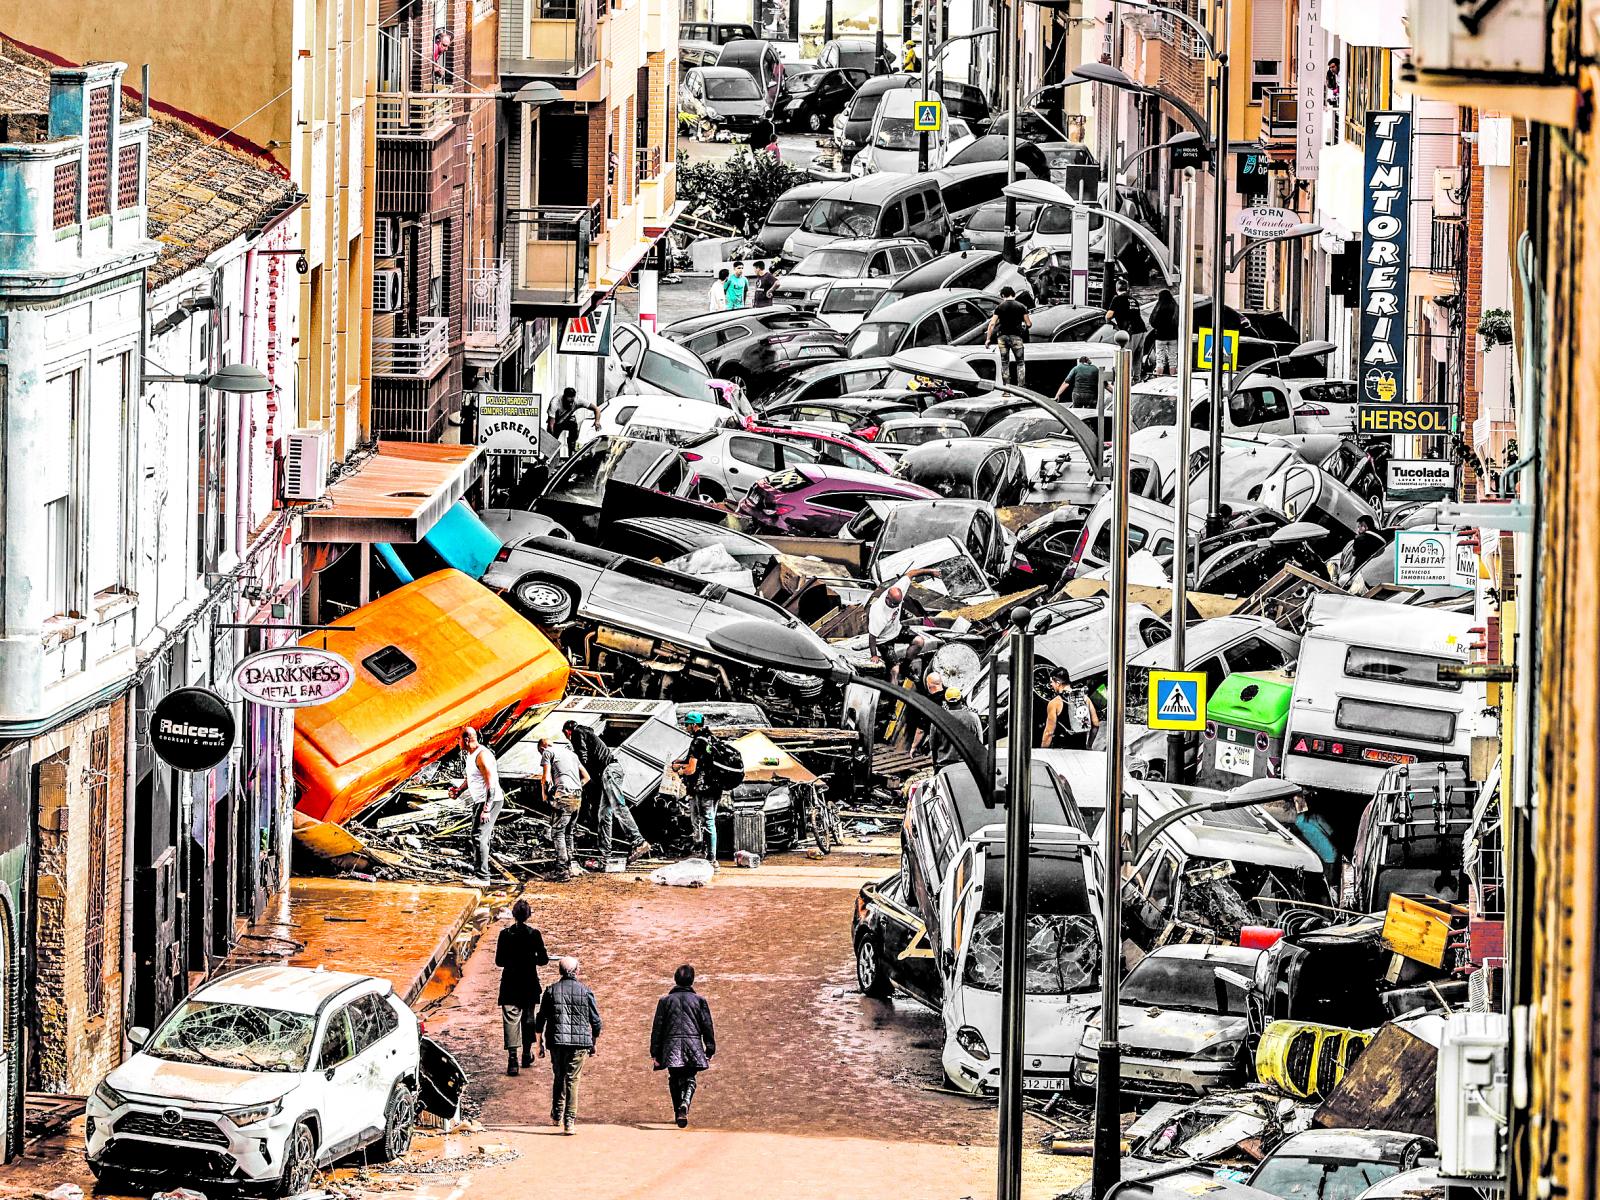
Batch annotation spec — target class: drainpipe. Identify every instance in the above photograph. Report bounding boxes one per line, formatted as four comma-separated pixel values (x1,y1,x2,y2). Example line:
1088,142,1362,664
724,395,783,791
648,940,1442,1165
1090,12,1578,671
120,693,137,1056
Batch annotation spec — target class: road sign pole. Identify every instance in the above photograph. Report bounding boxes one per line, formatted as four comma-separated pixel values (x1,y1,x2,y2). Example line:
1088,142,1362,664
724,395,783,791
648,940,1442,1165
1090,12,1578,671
1169,167,1198,784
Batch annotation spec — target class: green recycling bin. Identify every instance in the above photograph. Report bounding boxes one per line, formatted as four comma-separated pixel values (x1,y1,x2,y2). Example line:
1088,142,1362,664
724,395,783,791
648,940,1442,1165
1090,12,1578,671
1197,670,1294,788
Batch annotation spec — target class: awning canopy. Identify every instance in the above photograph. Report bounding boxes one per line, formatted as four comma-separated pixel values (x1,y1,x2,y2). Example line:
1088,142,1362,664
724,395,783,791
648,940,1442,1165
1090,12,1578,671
302,441,485,545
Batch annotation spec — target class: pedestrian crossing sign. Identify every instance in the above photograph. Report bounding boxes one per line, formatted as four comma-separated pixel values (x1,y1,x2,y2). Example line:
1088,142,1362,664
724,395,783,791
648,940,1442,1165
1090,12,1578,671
1148,670,1207,730
914,99,943,132
1196,326,1239,372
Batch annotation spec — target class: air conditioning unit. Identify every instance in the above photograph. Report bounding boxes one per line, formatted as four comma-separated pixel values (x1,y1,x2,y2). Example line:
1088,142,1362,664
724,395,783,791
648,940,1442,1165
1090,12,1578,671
1436,1011,1508,1180
373,217,398,259
282,429,332,502
373,267,404,313
1434,168,1465,218
1408,0,1546,77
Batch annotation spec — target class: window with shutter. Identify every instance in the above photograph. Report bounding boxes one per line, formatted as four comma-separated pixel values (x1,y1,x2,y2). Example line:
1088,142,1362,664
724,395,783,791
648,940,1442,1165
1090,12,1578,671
117,144,141,209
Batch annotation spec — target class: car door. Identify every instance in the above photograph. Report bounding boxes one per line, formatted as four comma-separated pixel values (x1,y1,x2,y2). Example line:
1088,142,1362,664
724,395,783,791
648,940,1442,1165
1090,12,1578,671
344,992,405,1141
867,249,896,278
942,299,989,345
607,325,644,395
722,433,784,495
313,1003,363,1152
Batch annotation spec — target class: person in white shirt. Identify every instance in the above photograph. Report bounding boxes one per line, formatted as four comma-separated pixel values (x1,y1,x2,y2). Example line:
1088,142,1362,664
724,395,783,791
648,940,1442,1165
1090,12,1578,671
450,726,503,879
539,737,591,879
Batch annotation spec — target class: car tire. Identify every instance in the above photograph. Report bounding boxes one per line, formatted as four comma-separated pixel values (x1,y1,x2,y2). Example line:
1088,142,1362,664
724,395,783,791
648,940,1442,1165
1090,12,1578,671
372,1080,417,1163
855,934,892,1000
807,111,824,132
513,577,574,623
693,481,726,504
273,1120,318,1198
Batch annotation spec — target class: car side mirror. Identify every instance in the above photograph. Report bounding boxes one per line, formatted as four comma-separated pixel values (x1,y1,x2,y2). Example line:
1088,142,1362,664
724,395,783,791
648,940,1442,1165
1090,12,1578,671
325,1067,337,1082
127,1026,150,1048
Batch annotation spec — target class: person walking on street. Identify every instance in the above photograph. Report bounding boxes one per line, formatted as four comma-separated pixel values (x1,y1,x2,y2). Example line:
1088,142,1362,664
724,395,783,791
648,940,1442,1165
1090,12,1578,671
706,267,730,312
496,898,549,1076
563,719,651,865
1147,288,1179,376
450,726,503,881
670,712,723,863
535,957,602,1134
984,286,1031,387
539,736,590,879
723,260,750,309
651,964,716,1128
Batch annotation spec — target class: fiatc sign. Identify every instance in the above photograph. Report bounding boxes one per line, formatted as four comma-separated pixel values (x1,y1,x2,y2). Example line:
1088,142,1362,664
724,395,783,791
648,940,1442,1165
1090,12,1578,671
1359,111,1412,409
559,301,614,356
234,647,355,709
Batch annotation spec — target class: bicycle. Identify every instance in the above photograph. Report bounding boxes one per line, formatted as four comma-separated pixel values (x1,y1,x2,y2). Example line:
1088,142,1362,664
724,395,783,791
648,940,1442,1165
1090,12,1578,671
793,780,842,855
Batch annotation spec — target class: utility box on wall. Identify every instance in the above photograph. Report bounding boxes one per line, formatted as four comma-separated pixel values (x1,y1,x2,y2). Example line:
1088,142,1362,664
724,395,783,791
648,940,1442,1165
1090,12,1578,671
1436,1011,1508,1179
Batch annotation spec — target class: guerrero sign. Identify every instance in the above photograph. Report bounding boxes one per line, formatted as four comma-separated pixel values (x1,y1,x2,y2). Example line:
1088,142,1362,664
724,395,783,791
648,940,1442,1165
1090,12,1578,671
1357,403,1451,435
150,687,236,771
475,392,544,456
1359,111,1412,407
234,647,355,709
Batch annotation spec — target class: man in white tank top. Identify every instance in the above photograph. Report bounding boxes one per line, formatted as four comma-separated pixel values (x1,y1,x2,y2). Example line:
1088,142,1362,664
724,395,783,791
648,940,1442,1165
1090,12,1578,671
450,726,504,879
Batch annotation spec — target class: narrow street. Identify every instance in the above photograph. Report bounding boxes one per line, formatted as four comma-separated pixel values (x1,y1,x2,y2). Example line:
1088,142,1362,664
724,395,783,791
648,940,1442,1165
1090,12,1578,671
416,846,1088,1200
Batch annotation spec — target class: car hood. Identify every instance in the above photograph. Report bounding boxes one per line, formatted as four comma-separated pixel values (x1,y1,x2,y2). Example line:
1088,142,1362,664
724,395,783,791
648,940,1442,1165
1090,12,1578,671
1095,1006,1249,1055
953,984,1097,1059
705,98,768,117
108,1053,300,1108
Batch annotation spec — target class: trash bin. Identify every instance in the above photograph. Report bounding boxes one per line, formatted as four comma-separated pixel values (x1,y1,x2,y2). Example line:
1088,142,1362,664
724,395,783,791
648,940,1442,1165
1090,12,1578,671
1196,670,1293,789
732,800,766,857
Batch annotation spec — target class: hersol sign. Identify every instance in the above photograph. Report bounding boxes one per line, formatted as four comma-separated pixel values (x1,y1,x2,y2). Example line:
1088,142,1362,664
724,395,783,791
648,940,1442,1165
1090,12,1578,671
1359,111,1412,408
1358,403,1451,435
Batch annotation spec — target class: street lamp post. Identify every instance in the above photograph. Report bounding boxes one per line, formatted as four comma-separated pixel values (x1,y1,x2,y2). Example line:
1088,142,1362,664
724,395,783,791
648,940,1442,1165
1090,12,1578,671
1004,178,1180,285
143,362,273,393
1167,166,1199,784
919,25,999,172
1091,332,1135,1200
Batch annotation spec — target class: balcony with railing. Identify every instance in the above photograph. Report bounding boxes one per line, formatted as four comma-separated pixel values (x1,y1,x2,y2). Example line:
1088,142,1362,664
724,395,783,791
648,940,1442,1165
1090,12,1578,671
500,0,599,82
376,93,455,140
1430,217,1464,275
1261,87,1297,143
465,260,518,365
373,316,451,379
508,203,599,310
1121,6,1206,112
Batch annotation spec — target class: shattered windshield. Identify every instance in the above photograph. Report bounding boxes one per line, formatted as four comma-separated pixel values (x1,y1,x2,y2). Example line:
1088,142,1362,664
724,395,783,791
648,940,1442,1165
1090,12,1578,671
1249,1158,1403,1200
146,1000,316,1073
962,912,1098,994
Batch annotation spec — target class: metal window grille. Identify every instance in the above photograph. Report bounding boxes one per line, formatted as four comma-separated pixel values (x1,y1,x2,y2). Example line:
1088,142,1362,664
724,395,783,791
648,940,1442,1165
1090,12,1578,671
87,86,112,218
53,162,79,228
117,144,140,209
84,728,110,1018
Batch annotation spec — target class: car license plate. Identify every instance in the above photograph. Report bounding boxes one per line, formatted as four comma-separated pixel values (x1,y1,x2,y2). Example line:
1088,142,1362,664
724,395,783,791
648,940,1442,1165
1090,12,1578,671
798,345,834,357
1215,741,1256,776
1023,1075,1073,1093
1124,1062,1176,1081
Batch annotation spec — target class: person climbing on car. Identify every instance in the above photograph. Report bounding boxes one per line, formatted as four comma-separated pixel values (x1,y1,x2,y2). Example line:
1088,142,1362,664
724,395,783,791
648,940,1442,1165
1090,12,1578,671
984,286,1032,387
496,897,549,1076
651,963,716,1128
932,686,983,768
671,712,744,864
562,718,652,865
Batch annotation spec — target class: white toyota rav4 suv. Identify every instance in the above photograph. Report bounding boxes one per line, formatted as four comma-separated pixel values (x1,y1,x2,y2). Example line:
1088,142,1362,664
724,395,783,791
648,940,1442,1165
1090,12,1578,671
86,965,430,1195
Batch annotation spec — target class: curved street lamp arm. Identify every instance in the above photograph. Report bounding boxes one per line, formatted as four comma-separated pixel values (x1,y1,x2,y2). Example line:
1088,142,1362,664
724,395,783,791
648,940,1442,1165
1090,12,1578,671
1074,204,1181,286
1227,227,1318,271
1132,796,1260,861
847,673,996,806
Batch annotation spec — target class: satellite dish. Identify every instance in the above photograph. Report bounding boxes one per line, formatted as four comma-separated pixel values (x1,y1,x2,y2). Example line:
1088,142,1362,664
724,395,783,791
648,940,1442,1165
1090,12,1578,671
932,643,983,695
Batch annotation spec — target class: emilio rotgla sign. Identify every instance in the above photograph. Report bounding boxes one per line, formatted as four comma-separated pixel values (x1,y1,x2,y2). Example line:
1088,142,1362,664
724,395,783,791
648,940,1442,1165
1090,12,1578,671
1359,111,1412,408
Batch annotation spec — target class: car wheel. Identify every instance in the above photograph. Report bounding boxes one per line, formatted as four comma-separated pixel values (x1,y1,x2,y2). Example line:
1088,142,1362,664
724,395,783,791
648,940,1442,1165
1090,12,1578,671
372,1081,417,1163
694,481,726,504
855,934,892,1000
273,1120,318,1198
513,577,574,623
807,110,824,132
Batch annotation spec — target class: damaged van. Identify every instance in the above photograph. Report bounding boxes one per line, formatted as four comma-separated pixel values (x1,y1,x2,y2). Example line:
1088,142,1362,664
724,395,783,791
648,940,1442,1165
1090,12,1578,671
852,764,1103,1095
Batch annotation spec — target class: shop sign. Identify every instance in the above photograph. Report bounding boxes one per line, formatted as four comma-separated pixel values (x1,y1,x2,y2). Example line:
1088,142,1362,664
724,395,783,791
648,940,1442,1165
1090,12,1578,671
1237,207,1301,238
1296,0,1325,181
1394,530,1463,587
475,392,544,456
1386,459,1456,491
1357,403,1451,435
234,647,355,709
150,687,236,771
1359,111,1412,409
560,301,613,356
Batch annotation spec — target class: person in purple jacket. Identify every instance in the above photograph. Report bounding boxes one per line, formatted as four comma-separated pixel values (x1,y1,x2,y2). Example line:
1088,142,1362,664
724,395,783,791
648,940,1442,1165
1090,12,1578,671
650,964,716,1128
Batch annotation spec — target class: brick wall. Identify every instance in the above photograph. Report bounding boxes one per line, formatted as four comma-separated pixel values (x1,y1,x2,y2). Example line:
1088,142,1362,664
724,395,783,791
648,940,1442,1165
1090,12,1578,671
624,96,636,206
587,111,608,229
30,698,126,1094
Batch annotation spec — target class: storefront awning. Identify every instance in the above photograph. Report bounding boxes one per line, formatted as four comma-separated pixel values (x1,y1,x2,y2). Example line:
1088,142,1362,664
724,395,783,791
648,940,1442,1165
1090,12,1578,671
302,441,485,545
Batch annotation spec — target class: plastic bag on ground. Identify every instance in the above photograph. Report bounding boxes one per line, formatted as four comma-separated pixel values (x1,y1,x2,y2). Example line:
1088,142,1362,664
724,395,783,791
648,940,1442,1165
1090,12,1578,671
44,1186,84,1200
650,858,716,887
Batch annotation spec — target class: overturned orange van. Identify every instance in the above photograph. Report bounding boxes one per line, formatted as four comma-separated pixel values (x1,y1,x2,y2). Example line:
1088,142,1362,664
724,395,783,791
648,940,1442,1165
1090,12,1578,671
294,569,569,826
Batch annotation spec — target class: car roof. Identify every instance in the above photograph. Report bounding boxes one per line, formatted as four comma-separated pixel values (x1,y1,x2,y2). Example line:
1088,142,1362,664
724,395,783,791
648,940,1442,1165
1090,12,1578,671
898,436,1013,466
891,249,1002,289
198,964,383,1014
775,181,838,203
933,160,1020,183
1128,615,1285,666
819,172,937,203
1134,780,1322,871
795,462,935,491
698,65,759,79
855,74,916,98
861,287,990,322
1266,1129,1432,1163
942,762,1082,839
611,516,770,551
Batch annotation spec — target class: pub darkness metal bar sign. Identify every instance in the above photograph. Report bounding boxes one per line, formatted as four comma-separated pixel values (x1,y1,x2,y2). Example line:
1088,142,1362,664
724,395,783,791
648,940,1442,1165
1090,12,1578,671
1359,110,1412,407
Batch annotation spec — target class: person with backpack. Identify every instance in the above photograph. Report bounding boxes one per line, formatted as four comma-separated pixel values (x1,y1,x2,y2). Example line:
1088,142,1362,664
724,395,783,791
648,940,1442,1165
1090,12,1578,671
670,711,743,863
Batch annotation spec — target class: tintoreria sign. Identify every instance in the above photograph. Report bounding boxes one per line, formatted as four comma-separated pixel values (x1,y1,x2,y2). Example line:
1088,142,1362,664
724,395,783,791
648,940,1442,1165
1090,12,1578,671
1359,111,1412,408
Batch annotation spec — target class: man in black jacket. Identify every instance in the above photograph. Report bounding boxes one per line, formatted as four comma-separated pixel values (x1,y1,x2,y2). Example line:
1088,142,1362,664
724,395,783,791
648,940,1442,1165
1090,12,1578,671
561,719,651,864
535,956,602,1134
495,898,549,1076
650,964,716,1128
